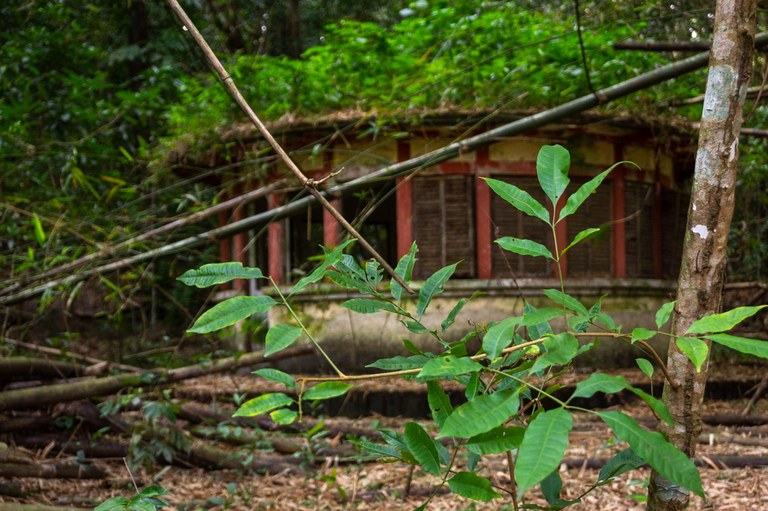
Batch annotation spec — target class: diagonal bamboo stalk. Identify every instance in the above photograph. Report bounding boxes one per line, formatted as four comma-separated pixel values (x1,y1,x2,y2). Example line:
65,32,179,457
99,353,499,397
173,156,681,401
164,0,414,294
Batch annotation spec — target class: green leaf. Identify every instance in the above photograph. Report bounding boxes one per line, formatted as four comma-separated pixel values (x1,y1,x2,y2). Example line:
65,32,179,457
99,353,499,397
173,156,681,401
525,302,554,339
234,393,294,417
542,289,589,316
427,381,453,427
560,162,628,220
598,448,646,481
561,227,601,256
675,337,709,372
530,333,579,373
178,262,265,288
404,422,441,475
483,316,520,360
631,328,656,343
416,263,458,317
515,408,573,495
484,177,549,224
571,373,628,400
326,270,370,294
270,408,298,425
416,355,482,382
521,307,566,326
252,368,296,390
94,497,130,511
655,301,676,329
442,291,482,332
447,472,501,501
187,296,277,334
706,333,768,358
366,354,431,371
438,390,520,439
686,306,767,335
291,239,355,295
536,144,571,205
391,242,418,301
598,410,703,497
541,470,563,505
265,324,303,357
495,237,554,259
354,439,402,460
465,426,525,455
31,214,46,247
635,358,654,379
341,298,398,314
628,387,673,425
303,382,352,401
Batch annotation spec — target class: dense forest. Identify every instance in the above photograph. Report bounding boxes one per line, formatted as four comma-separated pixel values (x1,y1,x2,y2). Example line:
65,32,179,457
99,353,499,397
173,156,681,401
2,2,768,511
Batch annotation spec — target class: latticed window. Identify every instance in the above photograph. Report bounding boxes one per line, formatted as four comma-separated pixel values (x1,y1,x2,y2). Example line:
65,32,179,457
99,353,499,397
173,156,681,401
661,189,690,279
625,182,656,278
412,175,476,279
567,178,612,277
490,176,553,278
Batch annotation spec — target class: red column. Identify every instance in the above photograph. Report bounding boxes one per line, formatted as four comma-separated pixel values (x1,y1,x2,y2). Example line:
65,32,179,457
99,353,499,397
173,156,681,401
323,197,341,248
232,201,247,293
475,174,492,279
396,140,413,258
267,193,284,284
218,210,231,291
396,178,413,258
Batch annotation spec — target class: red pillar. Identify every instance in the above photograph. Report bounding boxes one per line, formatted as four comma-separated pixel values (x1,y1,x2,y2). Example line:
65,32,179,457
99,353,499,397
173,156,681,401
612,146,627,278
475,174,492,279
218,210,231,291
232,200,247,293
267,193,284,284
323,197,341,248
396,140,413,258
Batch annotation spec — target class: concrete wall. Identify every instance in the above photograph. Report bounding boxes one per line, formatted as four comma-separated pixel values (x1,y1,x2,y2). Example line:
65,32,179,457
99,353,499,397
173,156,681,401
267,278,676,373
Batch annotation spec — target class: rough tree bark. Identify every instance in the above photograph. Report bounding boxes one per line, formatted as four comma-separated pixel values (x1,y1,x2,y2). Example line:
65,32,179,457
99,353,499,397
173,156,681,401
647,1,757,510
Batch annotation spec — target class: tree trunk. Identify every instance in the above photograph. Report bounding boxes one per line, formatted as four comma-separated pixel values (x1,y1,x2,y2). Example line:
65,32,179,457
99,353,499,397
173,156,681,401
647,1,757,510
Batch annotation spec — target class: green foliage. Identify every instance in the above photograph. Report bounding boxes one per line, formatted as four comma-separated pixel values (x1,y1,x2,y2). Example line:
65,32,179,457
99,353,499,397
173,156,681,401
95,485,169,511
179,144,768,507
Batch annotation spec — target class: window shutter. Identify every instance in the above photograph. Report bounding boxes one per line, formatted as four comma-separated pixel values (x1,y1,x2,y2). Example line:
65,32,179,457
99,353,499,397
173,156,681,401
412,175,475,279
567,179,612,276
491,176,552,278
661,189,689,279
625,182,656,278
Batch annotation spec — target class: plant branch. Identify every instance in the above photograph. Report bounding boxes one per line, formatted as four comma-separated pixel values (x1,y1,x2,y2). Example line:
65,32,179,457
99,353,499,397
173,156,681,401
163,0,414,295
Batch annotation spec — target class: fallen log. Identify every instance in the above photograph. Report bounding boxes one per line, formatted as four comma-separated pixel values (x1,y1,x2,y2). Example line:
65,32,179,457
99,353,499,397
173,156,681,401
13,434,129,458
0,357,84,382
702,413,768,426
0,480,23,498
0,345,313,411
2,337,141,373
0,461,105,478
0,504,90,511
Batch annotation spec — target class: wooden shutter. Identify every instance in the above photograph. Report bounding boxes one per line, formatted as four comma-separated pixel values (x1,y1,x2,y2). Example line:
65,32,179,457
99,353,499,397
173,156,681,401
625,182,655,278
491,177,552,278
412,175,475,279
661,189,689,279
567,179,612,276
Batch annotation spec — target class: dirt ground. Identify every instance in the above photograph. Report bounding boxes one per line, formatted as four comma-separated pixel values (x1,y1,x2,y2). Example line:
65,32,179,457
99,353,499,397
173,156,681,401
5,368,768,511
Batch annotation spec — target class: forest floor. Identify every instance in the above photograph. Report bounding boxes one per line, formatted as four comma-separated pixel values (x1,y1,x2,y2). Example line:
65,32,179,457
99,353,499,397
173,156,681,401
3,363,768,511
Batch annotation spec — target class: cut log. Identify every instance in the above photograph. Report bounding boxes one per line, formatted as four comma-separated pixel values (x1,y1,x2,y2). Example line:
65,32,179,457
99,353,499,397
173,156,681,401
0,345,312,411
0,357,84,382
13,434,129,458
0,461,105,478
0,504,90,511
